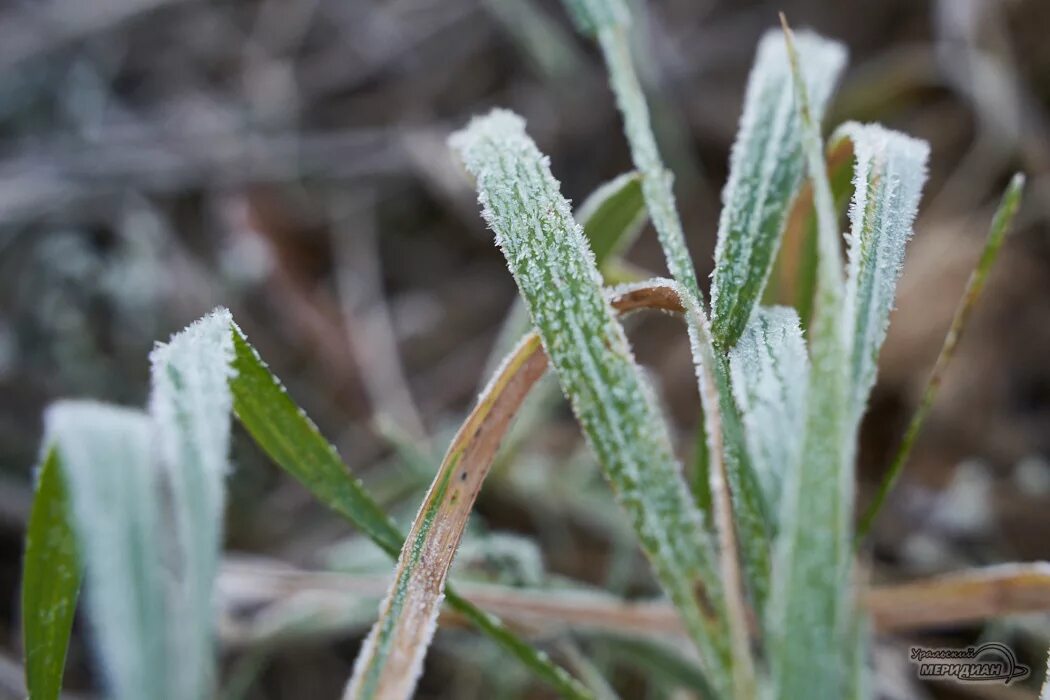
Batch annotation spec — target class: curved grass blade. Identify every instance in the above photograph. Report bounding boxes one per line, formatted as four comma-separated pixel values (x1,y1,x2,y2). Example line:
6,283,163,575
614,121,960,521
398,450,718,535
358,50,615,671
836,121,930,422
22,448,80,700
344,335,558,699
451,109,735,696
728,306,809,517
710,29,846,349
227,324,591,700
44,402,166,700
148,308,236,700
344,280,695,700
856,173,1024,541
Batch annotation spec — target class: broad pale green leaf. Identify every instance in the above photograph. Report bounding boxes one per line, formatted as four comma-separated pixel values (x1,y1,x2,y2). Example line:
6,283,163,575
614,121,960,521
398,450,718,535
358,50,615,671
149,308,235,700
728,306,808,516
45,401,167,700
710,30,846,349
450,109,734,696
836,122,930,422
22,448,79,700
227,323,590,699
768,23,854,700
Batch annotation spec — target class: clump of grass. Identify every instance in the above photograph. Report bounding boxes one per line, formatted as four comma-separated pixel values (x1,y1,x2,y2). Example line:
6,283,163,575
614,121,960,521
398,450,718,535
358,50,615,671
20,1,1030,699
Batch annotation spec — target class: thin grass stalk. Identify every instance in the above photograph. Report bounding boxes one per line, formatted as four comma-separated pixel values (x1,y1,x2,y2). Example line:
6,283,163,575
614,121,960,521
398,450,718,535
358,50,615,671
856,173,1024,540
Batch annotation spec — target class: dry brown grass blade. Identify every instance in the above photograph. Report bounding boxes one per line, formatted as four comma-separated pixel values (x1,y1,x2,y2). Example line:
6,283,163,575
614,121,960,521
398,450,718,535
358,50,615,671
864,562,1050,632
344,280,684,700
221,560,1050,650
774,137,854,296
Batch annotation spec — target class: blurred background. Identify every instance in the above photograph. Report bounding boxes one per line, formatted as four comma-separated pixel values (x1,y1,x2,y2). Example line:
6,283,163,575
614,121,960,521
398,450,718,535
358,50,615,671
0,0,1048,697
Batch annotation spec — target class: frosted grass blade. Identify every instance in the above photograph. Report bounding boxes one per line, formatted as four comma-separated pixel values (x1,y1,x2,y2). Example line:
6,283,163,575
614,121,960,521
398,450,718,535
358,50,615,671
484,169,648,375
148,308,235,700
836,122,931,422
22,448,80,700
562,4,764,674
578,3,702,300
450,110,734,696
227,324,590,699
45,402,166,700
768,20,852,700
728,306,809,516
710,30,846,349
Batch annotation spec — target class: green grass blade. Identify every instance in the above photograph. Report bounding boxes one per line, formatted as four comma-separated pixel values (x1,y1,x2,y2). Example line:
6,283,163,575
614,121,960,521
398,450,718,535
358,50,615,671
728,307,809,518
148,308,235,700
577,171,647,267
229,325,404,557
837,122,930,423
564,0,702,301
767,21,853,699
856,173,1024,541
443,589,592,698
45,401,167,700
690,409,711,513
450,109,734,696
710,30,846,349
228,323,590,699
565,4,764,672
22,447,80,700
599,637,715,698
